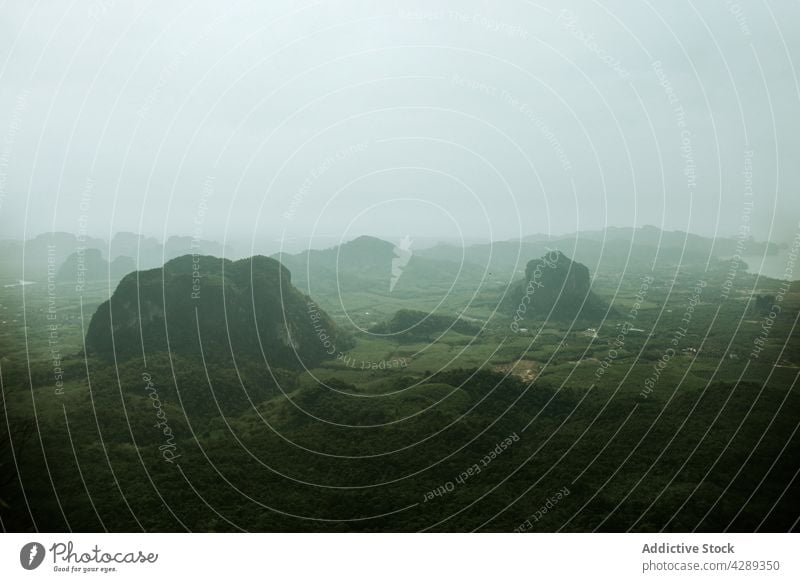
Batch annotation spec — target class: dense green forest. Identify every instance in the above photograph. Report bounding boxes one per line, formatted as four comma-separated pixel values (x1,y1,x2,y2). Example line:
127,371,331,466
1,229,798,532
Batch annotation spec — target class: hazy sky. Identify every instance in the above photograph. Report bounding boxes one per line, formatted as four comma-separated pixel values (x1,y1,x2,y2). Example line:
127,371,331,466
1,0,798,251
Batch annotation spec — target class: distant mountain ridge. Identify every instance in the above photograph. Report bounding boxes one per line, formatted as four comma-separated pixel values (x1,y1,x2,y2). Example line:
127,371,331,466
0,231,232,284
370,309,481,342
522,225,780,256
2,226,780,288
56,249,135,289
417,225,779,277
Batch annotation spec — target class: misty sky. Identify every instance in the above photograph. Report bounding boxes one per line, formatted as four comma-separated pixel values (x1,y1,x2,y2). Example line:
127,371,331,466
1,0,799,252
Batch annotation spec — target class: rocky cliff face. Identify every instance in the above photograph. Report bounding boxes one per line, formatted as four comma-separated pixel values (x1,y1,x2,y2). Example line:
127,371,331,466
505,251,608,323
85,254,348,368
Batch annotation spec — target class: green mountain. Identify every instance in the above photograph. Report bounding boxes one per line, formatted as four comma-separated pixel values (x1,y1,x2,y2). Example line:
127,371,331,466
370,308,482,342
504,251,609,323
85,254,348,368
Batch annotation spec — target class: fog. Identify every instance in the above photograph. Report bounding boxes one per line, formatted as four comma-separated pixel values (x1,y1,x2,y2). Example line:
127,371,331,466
1,0,798,251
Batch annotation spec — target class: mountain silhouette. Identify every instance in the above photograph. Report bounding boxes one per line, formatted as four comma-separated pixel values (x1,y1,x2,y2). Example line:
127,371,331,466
85,254,347,368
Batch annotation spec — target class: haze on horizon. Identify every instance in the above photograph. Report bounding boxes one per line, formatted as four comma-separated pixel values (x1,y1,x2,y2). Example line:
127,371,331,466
1,1,799,247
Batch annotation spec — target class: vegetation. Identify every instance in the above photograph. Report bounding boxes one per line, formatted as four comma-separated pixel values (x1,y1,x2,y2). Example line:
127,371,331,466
1,228,798,532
